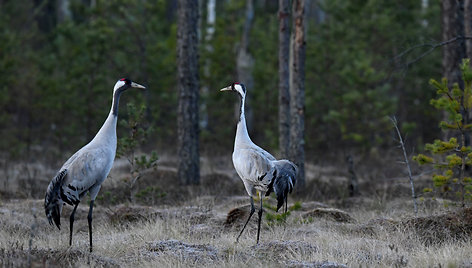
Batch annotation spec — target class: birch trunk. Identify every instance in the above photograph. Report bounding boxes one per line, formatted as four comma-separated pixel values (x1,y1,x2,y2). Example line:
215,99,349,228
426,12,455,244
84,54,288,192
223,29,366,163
200,0,216,130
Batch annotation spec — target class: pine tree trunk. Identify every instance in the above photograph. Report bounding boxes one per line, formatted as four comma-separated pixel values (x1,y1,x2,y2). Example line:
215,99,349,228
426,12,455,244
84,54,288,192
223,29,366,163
177,0,200,185
442,0,466,88
465,0,472,59
442,0,469,143
289,0,306,190
278,0,291,159
346,154,359,197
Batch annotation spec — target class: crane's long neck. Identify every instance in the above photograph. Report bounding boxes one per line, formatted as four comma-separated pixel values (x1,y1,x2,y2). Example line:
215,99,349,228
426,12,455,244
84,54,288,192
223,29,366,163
92,89,122,147
235,94,252,149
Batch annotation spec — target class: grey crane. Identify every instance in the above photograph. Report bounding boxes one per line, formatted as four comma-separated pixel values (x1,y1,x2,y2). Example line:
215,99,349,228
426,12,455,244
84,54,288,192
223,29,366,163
44,78,145,252
220,82,297,244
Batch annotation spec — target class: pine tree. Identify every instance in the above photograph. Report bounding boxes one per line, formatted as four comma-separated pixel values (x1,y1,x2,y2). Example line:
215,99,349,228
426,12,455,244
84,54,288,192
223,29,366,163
414,59,472,207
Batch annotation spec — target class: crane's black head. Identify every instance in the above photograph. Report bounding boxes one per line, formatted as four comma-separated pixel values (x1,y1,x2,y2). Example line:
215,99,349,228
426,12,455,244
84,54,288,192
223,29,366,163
220,82,246,98
114,78,146,93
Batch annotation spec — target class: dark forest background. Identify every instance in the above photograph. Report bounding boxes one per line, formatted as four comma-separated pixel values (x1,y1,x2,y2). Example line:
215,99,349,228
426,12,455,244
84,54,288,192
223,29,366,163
0,0,459,188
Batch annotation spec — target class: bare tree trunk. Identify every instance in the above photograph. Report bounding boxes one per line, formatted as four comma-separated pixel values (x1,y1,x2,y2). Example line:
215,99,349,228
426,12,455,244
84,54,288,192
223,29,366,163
442,0,470,145
289,0,306,190
278,0,290,159
466,0,472,58
236,0,255,130
177,0,200,185
200,0,216,130
346,154,359,197
391,116,418,215
442,0,466,88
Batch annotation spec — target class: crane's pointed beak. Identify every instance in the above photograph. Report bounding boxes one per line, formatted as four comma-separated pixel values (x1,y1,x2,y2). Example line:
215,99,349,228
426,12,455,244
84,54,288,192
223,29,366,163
220,86,232,92
131,82,146,89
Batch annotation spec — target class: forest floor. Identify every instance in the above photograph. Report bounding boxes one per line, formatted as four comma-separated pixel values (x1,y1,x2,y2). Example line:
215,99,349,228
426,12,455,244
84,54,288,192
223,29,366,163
1,154,472,267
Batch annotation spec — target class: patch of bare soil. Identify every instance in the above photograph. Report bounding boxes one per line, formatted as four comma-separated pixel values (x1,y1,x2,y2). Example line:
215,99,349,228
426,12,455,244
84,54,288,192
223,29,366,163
0,247,119,267
144,239,219,264
253,240,318,260
141,239,325,267
284,260,348,268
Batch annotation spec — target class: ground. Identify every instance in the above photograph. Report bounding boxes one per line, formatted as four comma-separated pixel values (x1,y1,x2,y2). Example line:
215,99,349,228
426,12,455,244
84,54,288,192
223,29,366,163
1,154,472,267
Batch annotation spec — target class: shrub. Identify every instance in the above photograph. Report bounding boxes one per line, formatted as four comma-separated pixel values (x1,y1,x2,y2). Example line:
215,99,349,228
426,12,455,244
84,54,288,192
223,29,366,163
413,59,472,206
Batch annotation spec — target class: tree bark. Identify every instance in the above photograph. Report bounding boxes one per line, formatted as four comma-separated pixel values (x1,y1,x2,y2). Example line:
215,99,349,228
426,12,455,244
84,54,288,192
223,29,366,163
442,0,466,88
465,0,472,59
278,0,290,159
346,154,359,197
289,0,306,190
442,0,470,143
177,0,200,185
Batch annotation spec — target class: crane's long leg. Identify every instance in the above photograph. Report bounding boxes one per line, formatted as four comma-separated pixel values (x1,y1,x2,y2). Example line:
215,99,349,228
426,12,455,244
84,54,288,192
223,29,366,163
69,203,79,246
236,197,255,243
284,196,288,214
87,200,94,253
256,193,263,244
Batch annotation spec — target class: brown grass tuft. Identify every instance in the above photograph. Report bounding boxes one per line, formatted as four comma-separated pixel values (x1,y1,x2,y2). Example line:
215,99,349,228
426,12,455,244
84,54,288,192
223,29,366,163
302,208,356,223
401,207,472,245
225,205,251,226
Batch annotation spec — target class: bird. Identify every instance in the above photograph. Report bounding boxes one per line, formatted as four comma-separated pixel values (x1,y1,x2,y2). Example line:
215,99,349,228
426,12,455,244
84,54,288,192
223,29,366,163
220,82,298,244
44,78,145,252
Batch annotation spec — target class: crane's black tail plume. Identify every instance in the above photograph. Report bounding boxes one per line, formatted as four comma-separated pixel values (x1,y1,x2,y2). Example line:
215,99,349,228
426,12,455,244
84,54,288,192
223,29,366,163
266,160,298,212
44,169,67,229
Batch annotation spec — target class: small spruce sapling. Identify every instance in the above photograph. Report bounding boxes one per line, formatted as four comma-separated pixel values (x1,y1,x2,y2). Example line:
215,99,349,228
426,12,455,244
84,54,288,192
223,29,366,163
263,195,302,225
117,102,158,203
413,59,472,207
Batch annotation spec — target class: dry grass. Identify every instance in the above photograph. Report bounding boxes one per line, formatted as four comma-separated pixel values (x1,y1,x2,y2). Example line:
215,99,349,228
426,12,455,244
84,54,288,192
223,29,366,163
1,156,472,267
1,196,472,267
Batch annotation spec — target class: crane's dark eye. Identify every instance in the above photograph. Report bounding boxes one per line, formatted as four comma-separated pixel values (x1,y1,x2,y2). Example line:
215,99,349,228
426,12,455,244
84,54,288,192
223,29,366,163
232,82,240,91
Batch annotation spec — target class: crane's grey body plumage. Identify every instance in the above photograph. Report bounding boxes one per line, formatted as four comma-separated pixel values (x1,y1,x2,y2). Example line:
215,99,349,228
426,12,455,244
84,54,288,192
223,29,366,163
44,78,145,252
221,83,297,244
